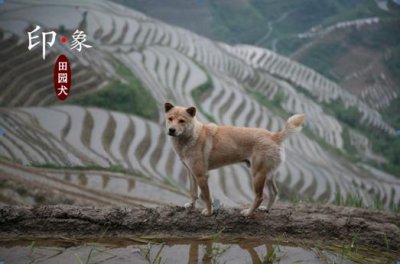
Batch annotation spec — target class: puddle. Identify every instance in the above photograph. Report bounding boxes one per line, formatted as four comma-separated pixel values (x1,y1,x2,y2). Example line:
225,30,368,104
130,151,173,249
1,237,391,264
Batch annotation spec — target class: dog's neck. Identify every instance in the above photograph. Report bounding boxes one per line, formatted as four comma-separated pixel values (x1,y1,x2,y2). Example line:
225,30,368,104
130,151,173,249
171,118,203,154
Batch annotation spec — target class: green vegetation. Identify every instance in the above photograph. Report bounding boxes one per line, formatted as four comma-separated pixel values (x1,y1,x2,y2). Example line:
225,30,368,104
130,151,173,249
70,61,159,121
298,19,400,92
249,90,288,118
252,80,399,177
205,0,392,55
191,77,216,123
161,175,184,191
271,90,287,106
302,127,360,163
297,20,400,84
341,127,359,158
74,243,118,264
368,97,400,176
317,232,396,264
322,98,400,176
27,241,63,264
31,162,124,172
335,191,363,208
346,19,400,50
207,0,266,44
334,191,399,213
139,242,165,264
201,229,231,264
120,0,396,55
298,41,348,82
386,46,400,84
366,131,400,177
280,187,399,213
203,242,230,264
324,99,362,127
73,227,121,264
263,240,284,263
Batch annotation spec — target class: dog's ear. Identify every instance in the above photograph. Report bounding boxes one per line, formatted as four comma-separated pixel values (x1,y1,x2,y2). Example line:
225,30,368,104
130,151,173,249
164,102,174,112
186,106,196,117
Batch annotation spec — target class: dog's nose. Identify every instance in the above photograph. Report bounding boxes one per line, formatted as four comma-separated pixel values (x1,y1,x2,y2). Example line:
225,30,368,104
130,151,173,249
168,128,176,135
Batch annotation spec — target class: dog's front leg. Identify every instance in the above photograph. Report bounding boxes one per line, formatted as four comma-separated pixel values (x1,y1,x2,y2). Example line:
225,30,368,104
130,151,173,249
197,174,213,216
183,163,198,208
187,161,213,216
188,172,199,207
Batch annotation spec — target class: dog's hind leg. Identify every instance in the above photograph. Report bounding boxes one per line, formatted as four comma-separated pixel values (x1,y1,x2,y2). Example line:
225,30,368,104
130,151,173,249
241,159,267,216
266,174,278,211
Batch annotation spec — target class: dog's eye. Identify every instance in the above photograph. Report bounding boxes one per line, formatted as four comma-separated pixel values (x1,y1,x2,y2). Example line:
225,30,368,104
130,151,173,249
179,119,185,123
168,117,173,121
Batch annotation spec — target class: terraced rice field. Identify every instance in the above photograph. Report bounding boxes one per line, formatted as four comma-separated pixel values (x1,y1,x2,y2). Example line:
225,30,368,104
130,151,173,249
0,159,188,207
0,0,399,209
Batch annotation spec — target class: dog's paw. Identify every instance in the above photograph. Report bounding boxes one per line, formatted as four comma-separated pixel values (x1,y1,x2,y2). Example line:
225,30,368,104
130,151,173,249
184,202,194,209
258,206,270,213
240,208,252,217
201,208,213,216
258,206,267,211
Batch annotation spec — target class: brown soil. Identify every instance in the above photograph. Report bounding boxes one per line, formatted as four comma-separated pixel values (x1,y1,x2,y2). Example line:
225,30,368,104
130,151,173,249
0,204,399,251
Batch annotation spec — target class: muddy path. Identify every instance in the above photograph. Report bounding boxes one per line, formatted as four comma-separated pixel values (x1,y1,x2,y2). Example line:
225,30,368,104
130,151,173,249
0,204,399,251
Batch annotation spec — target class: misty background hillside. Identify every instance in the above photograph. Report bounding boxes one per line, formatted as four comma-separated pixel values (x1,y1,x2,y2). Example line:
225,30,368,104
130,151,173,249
0,0,399,211
117,0,400,89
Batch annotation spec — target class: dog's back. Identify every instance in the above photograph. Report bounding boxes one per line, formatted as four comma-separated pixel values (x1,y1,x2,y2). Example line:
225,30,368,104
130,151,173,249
203,114,304,170
204,125,278,169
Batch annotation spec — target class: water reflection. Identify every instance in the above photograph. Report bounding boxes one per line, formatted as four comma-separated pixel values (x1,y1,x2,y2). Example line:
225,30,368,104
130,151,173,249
0,238,325,264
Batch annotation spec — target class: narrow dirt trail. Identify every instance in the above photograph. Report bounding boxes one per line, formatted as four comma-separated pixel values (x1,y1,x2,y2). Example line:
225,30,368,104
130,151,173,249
1,204,399,251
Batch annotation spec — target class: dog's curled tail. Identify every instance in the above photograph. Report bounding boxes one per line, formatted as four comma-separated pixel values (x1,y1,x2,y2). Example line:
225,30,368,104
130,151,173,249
275,114,305,143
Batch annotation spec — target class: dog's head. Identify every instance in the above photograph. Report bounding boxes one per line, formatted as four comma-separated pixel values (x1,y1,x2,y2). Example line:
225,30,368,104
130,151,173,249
164,102,196,137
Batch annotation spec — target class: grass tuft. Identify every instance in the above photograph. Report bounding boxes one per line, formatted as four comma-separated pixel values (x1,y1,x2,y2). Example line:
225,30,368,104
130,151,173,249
334,191,399,213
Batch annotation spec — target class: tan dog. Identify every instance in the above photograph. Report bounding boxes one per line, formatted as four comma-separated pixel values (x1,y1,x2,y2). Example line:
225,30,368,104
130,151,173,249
164,102,304,216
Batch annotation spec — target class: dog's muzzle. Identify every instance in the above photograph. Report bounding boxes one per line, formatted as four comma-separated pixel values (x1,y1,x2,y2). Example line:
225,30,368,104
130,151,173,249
168,127,176,136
